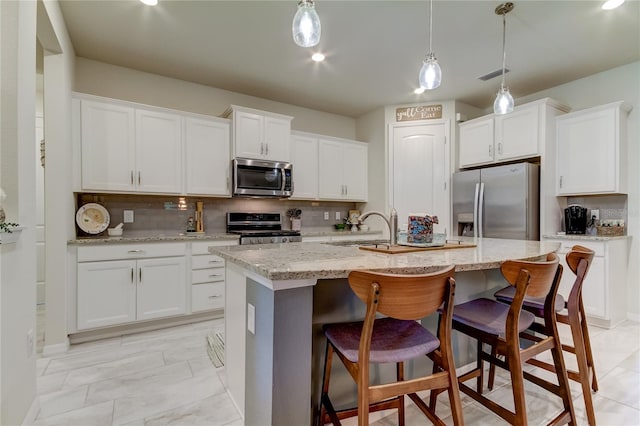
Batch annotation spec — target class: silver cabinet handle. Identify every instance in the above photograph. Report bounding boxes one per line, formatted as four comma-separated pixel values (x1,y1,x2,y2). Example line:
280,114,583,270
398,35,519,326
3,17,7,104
131,268,134,283
489,145,492,157
139,268,142,282
209,273,223,278
208,294,222,299
498,142,503,155
559,176,563,188
345,185,348,196
130,171,134,185
127,250,145,254
209,260,223,264
265,143,269,156
138,171,141,185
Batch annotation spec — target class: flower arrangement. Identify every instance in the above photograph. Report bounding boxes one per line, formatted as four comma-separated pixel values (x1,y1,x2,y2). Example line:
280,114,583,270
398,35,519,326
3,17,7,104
0,222,20,233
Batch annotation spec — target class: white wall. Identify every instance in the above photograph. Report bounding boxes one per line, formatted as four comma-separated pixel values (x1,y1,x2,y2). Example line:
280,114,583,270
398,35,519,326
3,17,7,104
518,61,640,320
74,58,357,140
41,0,76,356
0,0,38,423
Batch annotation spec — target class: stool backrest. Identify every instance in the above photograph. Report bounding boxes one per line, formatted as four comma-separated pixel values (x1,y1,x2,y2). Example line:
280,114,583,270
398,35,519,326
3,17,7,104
567,245,595,277
501,253,560,299
348,265,455,321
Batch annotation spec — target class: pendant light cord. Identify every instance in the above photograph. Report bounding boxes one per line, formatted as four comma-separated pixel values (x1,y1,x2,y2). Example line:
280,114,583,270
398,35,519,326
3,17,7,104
429,0,433,53
500,11,507,89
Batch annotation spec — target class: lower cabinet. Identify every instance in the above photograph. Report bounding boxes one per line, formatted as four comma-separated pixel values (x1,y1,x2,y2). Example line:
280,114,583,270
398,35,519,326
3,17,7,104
191,241,226,312
76,243,187,330
545,237,629,328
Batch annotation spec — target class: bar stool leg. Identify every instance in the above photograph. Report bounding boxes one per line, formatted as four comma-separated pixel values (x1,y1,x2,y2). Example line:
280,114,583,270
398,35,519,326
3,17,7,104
396,362,405,426
549,325,577,426
318,341,341,426
477,340,485,393
506,345,528,425
579,300,599,392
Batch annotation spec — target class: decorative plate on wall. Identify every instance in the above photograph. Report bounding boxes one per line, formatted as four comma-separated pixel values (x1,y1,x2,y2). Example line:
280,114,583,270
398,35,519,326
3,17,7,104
76,203,110,234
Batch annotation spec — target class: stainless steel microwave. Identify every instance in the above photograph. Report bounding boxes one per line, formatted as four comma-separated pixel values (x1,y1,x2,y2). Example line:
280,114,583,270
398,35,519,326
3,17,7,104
232,158,293,198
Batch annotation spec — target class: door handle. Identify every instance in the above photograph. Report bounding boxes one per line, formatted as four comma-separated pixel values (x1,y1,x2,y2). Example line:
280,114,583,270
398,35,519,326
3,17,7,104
131,268,134,283
478,182,485,238
139,268,142,283
473,183,480,239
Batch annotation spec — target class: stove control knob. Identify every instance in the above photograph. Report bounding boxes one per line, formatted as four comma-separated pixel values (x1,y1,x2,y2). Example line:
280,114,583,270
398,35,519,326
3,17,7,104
257,238,263,244
282,237,288,243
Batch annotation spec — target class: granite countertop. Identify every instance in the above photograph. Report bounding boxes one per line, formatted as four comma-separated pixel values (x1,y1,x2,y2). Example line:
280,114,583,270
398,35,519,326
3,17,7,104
209,237,561,281
542,234,631,241
68,231,240,245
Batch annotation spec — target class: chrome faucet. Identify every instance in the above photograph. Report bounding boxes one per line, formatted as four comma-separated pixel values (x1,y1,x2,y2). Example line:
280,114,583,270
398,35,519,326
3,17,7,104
359,208,398,246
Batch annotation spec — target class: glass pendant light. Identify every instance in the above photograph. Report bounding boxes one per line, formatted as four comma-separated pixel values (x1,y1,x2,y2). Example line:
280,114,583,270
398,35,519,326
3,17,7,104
494,2,514,115
292,0,321,48
418,0,442,90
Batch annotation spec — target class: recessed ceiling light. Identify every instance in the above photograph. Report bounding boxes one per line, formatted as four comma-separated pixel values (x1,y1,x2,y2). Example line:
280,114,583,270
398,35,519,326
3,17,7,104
311,53,325,62
139,0,158,6
602,0,624,10
414,87,425,94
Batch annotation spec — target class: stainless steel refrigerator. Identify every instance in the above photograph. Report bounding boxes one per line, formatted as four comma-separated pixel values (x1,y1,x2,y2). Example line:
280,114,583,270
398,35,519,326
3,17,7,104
452,162,539,240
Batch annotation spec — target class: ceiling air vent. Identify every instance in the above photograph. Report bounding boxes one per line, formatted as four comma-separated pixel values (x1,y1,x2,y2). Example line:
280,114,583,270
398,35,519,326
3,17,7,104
478,68,510,81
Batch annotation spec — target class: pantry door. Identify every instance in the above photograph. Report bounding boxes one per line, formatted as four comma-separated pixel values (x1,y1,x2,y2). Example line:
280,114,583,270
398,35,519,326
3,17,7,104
389,121,450,233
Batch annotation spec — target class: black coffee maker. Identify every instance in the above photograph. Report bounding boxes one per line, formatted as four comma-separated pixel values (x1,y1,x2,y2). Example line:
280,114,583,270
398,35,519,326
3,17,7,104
564,205,588,234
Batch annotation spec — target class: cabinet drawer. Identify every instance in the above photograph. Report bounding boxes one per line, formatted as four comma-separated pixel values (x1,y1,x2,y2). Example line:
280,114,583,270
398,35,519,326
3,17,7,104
546,239,605,257
192,240,236,255
192,282,225,312
192,267,225,284
78,243,187,262
192,254,225,270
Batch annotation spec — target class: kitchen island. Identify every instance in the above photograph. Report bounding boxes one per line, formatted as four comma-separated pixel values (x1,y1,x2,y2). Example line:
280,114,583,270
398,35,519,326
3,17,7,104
209,237,560,426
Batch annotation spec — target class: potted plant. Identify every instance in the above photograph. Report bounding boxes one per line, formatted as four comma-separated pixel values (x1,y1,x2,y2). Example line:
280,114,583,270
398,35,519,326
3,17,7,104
0,222,23,244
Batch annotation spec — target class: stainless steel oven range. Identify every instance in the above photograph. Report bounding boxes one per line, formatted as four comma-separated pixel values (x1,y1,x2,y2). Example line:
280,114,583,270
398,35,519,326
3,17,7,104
226,212,302,245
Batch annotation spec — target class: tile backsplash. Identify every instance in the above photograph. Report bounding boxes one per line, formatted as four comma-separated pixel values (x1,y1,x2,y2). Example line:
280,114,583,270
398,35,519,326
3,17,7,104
565,194,628,232
76,193,358,236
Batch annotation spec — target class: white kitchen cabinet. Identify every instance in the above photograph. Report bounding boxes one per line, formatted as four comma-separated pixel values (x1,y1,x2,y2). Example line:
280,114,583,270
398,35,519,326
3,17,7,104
185,116,231,196
80,99,136,192
545,237,629,328
556,101,630,196
191,241,226,313
76,243,187,330
79,97,183,194
290,131,319,200
318,138,368,201
227,105,293,162
458,98,569,169
136,109,183,193
458,116,494,168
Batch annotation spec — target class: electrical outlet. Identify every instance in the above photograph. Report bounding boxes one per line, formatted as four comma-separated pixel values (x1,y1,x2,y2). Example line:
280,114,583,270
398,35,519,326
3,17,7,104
335,212,341,221
247,303,255,335
123,210,134,223
591,209,600,220
324,211,329,220
26,329,34,356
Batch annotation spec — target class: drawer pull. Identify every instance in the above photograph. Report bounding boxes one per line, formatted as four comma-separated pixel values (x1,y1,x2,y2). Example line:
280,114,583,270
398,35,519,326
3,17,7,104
209,274,223,278
208,295,222,299
209,260,223,264
127,250,145,254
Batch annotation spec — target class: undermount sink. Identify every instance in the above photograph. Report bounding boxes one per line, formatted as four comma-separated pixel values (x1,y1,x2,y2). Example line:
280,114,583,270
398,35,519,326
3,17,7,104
325,239,391,247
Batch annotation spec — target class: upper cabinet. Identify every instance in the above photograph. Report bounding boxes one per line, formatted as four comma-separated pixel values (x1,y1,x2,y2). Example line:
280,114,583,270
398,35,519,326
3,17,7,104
290,131,319,200
459,98,570,169
185,116,231,197
225,105,293,162
74,95,232,197
556,101,631,196
318,137,368,202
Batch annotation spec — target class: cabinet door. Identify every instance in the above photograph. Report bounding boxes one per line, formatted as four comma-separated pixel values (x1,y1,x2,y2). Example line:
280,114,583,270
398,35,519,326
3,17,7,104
136,109,183,193
495,104,539,161
80,100,136,191
234,110,264,159
290,134,318,200
77,260,136,330
556,107,617,195
342,142,368,201
459,117,494,168
137,257,186,321
263,116,291,162
318,139,345,199
185,117,231,196
581,256,607,319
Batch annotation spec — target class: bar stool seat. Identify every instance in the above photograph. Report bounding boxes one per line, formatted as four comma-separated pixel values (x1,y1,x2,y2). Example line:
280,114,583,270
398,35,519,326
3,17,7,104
324,318,440,364
451,298,536,337
494,286,566,317
318,266,464,426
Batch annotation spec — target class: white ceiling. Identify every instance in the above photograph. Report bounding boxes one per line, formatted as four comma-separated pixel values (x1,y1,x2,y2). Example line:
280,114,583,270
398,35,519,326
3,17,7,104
57,0,640,117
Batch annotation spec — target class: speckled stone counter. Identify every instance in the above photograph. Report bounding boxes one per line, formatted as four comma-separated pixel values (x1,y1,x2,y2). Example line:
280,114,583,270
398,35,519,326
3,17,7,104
68,231,239,245
209,237,561,281
542,233,630,241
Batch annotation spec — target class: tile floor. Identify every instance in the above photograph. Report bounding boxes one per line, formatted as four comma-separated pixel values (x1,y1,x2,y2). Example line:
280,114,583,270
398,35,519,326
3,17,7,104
30,316,639,425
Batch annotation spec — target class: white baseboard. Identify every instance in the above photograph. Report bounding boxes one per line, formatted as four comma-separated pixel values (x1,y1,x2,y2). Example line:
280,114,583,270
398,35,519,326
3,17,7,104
42,339,69,356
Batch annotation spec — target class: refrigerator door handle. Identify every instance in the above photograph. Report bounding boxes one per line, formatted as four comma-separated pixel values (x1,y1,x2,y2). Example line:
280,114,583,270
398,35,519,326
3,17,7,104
473,183,480,238
478,182,485,238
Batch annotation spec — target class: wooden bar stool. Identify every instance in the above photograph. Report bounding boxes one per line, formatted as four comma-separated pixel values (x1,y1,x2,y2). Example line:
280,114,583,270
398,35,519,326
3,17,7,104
317,266,464,426
492,245,598,425
430,253,576,425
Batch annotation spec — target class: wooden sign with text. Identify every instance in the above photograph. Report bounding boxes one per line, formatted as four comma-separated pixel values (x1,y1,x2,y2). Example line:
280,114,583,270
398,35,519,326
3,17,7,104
396,104,443,121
